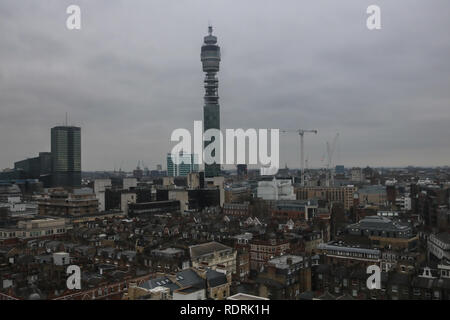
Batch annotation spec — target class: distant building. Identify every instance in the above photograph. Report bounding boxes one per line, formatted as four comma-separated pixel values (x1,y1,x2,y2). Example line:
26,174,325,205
358,185,387,206
271,200,318,220
351,167,364,183
237,164,248,178
187,173,200,189
347,216,417,249
335,165,345,175
14,152,52,181
224,184,251,203
223,202,250,217
256,255,311,299
127,267,230,300
347,216,412,237
428,232,450,261
189,241,236,275
201,26,221,178
249,239,290,271
51,126,81,188
0,184,22,202
128,200,180,217
123,178,137,190
0,197,37,218
257,178,296,201
156,187,220,211
38,188,98,217
396,195,412,211
167,153,199,177
317,242,381,266
0,217,71,240
296,186,357,211
93,179,112,212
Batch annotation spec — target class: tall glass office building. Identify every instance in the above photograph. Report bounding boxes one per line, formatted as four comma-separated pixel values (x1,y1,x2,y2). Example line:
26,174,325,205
167,153,199,177
51,126,81,188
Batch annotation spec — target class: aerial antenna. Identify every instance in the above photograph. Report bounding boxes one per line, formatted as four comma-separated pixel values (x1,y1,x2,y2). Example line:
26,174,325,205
208,21,213,35
65,112,68,126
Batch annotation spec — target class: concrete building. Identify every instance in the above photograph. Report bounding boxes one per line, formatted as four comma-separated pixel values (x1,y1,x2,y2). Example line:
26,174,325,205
93,179,112,212
187,173,200,189
53,252,70,266
296,186,357,211
428,232,450,261
201,26,221,177
120,191,137,216
249,239,290,272
168,189,189,212
224,184,252,203
223,202,250,217
347,216,417,250
257,178,296,201
123,178,137,190
396,195,412,211
0,197,37,218
128,200,180,217
347,216,413,238
316,242,381,266
38,188,98,217
271,200,318,220
189,241,236,275
0,217,71,240
358,185,387,206
257,255,311,299
351,167,364,183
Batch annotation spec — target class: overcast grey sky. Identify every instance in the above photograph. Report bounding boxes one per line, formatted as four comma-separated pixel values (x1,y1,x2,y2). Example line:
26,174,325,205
1,0,449,171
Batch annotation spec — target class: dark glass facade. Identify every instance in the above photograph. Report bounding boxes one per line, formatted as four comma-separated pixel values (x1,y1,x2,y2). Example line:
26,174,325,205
51,126,81,188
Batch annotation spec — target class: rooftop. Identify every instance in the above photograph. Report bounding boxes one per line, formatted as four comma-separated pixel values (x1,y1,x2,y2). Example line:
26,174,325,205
189,241,231,259
268,255,304,269
227,293,269,301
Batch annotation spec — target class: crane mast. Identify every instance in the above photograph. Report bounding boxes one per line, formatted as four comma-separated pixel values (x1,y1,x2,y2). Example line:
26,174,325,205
326,133,339,187
281,129,318,186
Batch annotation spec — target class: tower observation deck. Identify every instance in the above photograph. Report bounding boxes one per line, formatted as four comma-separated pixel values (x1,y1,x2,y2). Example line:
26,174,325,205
201,26,221,177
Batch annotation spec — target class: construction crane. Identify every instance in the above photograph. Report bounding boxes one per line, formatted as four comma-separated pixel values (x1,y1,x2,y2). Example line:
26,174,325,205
326,133,339,187
281,129,318,186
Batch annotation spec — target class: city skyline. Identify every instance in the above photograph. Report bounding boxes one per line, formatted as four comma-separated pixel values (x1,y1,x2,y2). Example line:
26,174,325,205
1,1,450,171
1,1,450,305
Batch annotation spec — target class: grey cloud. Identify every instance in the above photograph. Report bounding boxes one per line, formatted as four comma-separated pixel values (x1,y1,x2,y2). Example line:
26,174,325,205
0,0,449,171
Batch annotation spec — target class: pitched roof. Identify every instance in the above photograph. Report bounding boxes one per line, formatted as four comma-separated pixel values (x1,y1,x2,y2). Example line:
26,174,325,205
206,269,227,288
